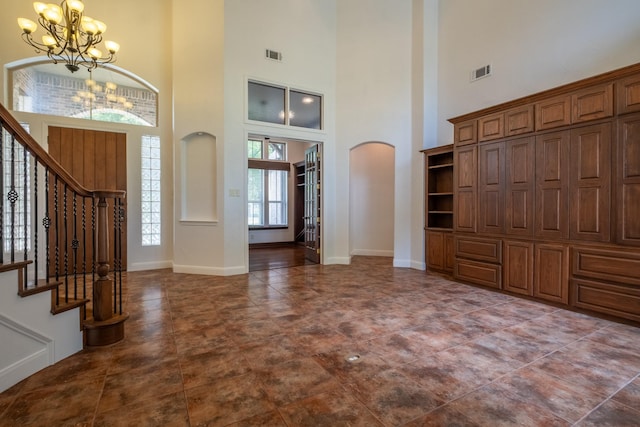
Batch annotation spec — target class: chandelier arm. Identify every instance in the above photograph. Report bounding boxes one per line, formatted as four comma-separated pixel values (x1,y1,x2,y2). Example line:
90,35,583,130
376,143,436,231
20,32,50,53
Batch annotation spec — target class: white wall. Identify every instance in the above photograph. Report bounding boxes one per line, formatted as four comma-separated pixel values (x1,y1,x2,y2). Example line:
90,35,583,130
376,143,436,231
224,0,337,267
336,0,416,267
437,0,640,142
172,0,227,274
349,143,395,256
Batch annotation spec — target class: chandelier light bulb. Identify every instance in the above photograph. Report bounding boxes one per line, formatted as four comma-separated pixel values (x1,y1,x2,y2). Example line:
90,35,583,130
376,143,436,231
94,20,106,34
66,0,84,14
105,40,119,54
33,2,48,15
88,47,102,59
43,6,62,24
18,18,38,34
42,34,57,47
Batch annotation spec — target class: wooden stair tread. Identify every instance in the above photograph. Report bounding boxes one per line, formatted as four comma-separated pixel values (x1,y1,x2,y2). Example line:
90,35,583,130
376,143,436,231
18,279,62,297
0,260,33,273
51,298,90,315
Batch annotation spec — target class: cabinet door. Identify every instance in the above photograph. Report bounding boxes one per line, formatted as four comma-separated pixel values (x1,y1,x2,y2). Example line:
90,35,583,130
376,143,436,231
444,233,455,272
536,95,571,131
534,243,569,304
426,231,444,271
535,131,569,239
506,105,534,136
478,141,505,234
569,123,611,242
617,114,640,246
455,120,477,146
478,113,504,142
504,240,534,296
617,75,640,115
572,83,613,123
454,146,477,233
506,137,535,236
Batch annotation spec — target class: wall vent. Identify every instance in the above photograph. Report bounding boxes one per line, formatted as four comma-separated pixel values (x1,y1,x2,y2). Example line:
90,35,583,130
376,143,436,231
471,64,492,82
265,49,282,62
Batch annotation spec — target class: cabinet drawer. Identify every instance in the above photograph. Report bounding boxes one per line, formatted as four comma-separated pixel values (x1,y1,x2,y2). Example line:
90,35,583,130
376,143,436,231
455,120,477,146
505,105,534,136
478,113,504,142
455,236,502,263
617,74,640,115
455,259,502,289
572,247,640,286
536,95,571,130
571,278,640,322
572,83,613,123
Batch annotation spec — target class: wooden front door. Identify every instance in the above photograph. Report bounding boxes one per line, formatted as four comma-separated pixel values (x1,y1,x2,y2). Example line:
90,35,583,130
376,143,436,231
304,144,321,263
48,126,127,273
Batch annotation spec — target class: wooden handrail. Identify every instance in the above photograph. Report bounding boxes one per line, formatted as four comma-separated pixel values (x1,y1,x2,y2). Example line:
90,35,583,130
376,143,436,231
0,103,125,200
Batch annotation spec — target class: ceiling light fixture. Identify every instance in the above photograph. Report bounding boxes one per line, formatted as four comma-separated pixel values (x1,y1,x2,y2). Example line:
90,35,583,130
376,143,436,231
18,0,120,73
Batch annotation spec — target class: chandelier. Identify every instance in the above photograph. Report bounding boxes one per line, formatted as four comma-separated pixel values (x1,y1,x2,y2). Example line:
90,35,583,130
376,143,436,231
18,0,120,73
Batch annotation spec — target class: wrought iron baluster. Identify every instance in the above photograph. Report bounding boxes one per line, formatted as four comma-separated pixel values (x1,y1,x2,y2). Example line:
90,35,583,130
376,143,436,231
44,168,51,284
63,184,68,303
54,176,59,284
72,194,78,300
113,198,117,314
34,158,39,285
82,197,87,317
118,199,123,315
23,146,28,264
8,134,17,263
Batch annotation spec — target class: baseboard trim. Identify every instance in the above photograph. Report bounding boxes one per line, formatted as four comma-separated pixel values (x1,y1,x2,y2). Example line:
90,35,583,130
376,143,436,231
128,260,173,271
325,257,351,265
172,264,247,276
393,258,412,268
350,249,394,257
0,314,53,393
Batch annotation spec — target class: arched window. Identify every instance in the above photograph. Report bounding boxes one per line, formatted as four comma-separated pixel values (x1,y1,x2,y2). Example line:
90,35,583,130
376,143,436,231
9,60,158,127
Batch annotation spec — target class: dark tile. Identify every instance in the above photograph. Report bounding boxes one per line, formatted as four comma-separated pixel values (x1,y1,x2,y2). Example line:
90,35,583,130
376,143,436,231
185,373,275,426
611,376,640,409
93,392,189,426
447,383,570,426
97,358,183,413
279,388,384,427
576,399,640,427
257,357,340,406
344,368,444,425
494,367,609,423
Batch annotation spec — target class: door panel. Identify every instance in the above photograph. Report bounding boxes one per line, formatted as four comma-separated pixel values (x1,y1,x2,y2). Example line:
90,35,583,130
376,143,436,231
304,144,321,263
48,126,127,274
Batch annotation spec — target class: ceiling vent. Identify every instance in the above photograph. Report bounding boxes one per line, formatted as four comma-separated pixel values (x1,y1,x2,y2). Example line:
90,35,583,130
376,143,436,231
471,64,492,82
265,49,282,62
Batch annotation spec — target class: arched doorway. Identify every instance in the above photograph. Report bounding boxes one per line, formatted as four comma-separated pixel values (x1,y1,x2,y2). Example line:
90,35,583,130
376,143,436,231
349,142,395,258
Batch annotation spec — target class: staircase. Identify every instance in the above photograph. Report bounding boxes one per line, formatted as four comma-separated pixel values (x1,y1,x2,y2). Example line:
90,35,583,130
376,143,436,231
0,103,127,393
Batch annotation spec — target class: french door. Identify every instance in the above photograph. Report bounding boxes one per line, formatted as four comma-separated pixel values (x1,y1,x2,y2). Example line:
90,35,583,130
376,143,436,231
304,144,321,263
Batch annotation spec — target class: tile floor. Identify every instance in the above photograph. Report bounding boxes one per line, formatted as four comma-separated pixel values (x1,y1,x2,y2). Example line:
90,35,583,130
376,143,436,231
1,257,639,426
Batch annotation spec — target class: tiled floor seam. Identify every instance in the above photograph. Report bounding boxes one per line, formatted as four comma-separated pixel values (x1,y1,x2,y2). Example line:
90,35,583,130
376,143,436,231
571,372,640,426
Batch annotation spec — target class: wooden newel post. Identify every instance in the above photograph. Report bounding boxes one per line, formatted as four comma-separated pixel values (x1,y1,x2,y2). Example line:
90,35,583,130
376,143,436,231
93,196,112,322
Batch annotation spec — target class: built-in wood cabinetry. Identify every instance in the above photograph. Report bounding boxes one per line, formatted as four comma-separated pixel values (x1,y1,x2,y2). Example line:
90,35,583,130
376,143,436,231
447,62,640,323
422,145,454,273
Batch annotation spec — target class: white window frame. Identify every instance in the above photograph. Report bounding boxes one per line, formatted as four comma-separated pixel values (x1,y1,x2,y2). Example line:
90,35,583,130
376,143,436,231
141,135,161,246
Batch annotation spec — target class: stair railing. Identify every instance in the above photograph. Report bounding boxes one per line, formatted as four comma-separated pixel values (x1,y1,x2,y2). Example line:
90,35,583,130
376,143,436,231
0,102,127,345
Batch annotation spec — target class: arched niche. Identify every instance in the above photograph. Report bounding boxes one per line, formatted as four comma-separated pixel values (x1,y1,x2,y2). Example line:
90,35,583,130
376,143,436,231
180,132,217,222
349,141,395,257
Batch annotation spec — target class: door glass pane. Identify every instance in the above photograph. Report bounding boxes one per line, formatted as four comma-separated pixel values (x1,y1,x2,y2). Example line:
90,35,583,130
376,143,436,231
290,90,322,129
248,81,286,125
267,142,286,160
247,168,264,226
